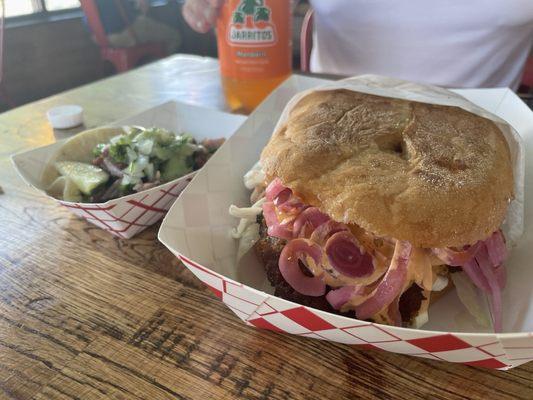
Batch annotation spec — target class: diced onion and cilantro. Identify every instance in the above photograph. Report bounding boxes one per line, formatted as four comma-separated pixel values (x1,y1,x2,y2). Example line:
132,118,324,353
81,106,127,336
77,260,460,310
53,126,224,202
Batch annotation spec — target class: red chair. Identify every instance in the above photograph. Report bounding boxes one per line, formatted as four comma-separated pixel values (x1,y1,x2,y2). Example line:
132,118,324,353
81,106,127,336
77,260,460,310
80,0,167,73
300,9,314,73
0,0,15,108
519,57,533,93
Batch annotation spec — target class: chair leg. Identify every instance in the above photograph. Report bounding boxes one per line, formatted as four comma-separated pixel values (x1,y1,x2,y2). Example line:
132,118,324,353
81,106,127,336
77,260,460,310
99,57,108,76
0,86,15,108
117,52,132,72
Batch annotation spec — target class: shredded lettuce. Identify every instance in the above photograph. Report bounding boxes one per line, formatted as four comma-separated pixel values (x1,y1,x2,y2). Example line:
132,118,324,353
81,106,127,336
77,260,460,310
244,161,266,190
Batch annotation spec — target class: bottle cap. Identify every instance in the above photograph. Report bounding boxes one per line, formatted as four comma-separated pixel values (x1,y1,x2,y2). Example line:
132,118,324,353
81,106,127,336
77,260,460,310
46,105,84,129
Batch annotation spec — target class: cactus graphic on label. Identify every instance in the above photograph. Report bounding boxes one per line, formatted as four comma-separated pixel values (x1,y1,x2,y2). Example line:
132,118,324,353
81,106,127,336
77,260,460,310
227,0,276,46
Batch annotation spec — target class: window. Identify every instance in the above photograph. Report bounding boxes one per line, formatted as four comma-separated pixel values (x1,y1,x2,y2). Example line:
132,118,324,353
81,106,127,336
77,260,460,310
4,0,36,18
4,0,80,19
44,0,81,11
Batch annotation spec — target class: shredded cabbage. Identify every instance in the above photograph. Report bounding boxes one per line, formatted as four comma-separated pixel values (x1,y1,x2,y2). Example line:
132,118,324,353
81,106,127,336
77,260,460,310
229,196,265,259
236,224,260,261
244,162,266,190
229,162,277,260
412,311,429,329
451,271,490,327
432,275,449,291
229,198,265,221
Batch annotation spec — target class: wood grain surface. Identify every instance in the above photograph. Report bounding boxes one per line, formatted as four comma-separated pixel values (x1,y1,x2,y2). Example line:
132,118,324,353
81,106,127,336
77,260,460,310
1,55,533,400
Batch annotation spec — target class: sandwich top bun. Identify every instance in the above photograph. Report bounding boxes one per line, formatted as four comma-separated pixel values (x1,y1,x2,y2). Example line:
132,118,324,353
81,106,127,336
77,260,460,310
261,89,513,248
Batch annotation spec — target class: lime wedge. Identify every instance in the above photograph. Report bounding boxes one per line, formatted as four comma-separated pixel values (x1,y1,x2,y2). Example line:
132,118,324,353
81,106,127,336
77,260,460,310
47,176,67,199
55,161,109,195
63,177,83,202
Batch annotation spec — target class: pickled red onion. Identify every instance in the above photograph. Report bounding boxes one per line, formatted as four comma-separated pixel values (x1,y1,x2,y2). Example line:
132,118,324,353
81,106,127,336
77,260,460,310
355,241,412,320
493,264,507,290
456,238,506,332
475,245,503,332
461,258,491,293
262,201,292,239
325,231,374,278
310,220,349,245
388,297,402,327
262,179,508,330
278,198,307,215
279,239,326,296
485,230,507,267
262,201,277,226
273,188,292,206
326,286,361,310
266,178,306,215
293,207,330,238
432,242,482,266
265,178,287,202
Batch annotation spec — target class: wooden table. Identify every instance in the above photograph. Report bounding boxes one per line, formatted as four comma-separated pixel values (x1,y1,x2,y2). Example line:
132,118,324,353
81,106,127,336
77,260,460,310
1,54,532,400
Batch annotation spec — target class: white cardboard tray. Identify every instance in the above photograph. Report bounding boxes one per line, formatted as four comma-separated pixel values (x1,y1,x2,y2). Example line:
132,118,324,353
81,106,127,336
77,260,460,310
12,101,246,238
159,76,533,370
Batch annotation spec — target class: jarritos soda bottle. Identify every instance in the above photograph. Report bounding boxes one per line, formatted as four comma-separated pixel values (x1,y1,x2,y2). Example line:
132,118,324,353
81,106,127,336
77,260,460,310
216,0,292,113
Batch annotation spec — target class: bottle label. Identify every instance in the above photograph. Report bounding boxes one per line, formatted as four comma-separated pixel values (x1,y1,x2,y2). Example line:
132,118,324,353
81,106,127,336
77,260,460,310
217,0,292,80
227,2,277,47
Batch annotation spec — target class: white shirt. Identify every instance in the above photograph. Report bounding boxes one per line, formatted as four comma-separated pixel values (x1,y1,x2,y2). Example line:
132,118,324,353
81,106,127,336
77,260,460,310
309,0,533,89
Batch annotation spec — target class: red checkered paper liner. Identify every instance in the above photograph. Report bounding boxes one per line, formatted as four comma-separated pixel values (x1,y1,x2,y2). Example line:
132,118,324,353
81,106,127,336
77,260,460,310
159,75,533,370
58,176,193,238
12,101,246,239
178,254,523,370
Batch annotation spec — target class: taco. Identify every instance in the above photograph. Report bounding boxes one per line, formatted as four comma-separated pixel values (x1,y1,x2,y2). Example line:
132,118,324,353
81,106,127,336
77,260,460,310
44,126,224,203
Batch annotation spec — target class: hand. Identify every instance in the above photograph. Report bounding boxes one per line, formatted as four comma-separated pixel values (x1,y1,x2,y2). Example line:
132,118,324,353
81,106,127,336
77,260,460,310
182,0,224,33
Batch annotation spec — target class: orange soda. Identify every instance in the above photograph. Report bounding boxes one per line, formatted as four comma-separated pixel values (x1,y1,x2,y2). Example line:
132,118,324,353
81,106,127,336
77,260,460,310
216,0,292,113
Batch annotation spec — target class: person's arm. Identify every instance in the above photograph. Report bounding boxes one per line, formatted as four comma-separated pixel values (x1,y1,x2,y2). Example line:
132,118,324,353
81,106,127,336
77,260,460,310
182,0,224,33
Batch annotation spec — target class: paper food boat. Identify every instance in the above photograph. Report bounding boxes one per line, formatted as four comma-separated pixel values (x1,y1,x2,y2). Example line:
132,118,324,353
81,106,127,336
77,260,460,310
12,101,246,239
159,75,533,370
